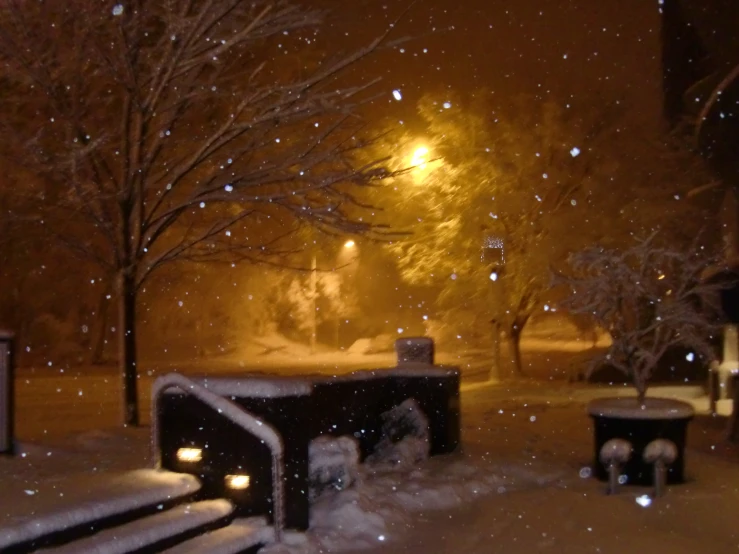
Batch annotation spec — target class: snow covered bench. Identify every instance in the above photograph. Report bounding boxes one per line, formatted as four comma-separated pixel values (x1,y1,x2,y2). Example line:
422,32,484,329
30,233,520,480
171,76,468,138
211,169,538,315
153,338,460,532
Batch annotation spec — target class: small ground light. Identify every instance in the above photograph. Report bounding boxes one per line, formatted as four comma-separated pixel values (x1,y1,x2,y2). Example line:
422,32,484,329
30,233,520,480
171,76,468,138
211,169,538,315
176,447,202,463
225,474,251,490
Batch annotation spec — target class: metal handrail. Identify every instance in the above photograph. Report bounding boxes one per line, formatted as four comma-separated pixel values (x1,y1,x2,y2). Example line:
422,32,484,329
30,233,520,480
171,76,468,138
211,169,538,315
151,373,285,541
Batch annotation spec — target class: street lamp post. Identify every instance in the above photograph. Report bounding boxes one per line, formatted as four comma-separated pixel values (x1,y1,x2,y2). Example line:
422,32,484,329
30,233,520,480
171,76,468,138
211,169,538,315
309,240,356,355
483,237,505,381
310,253,317,354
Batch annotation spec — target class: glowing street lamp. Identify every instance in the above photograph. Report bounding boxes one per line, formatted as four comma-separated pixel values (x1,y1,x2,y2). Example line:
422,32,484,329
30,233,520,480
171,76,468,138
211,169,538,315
410,146,429,169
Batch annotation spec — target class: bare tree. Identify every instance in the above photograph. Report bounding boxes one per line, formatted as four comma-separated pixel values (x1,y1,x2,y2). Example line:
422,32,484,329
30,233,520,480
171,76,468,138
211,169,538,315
554,235,726,403
0,0,402,425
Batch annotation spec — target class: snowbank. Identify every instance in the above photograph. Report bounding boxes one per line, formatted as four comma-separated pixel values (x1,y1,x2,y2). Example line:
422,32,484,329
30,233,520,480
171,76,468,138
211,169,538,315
259,454,560,554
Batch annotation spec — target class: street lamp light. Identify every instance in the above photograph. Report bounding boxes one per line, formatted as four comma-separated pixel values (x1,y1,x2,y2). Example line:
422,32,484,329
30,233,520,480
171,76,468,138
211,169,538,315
410,146,429,169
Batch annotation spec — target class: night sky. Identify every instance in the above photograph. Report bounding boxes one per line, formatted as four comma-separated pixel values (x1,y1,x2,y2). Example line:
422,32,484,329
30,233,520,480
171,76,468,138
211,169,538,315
324,0,664,132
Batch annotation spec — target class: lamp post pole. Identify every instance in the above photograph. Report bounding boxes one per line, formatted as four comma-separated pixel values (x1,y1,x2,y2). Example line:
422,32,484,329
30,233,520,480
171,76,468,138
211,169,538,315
310,254,317,355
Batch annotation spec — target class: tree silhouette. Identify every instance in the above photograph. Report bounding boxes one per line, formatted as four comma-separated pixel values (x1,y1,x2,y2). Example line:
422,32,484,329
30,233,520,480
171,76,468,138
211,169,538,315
0,0,403,424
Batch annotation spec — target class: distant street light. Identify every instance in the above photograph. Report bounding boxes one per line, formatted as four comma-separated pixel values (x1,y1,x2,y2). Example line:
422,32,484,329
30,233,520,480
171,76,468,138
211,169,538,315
310,239,359,354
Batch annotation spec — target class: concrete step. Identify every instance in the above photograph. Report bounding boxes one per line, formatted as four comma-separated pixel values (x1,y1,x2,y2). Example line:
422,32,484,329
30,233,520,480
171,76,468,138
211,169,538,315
0,470,201,553
160,517,273,554
41,499,234,554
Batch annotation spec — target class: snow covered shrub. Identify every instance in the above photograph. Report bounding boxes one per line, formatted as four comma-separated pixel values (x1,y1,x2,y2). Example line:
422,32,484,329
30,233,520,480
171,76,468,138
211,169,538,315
308,435,360,500
368,398,430,468
555,234,725,402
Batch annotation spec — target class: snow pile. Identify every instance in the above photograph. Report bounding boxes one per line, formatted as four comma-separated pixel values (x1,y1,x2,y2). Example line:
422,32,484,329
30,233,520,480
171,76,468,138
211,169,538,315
308,436,360,500
367,398,430,469
259,454,559,554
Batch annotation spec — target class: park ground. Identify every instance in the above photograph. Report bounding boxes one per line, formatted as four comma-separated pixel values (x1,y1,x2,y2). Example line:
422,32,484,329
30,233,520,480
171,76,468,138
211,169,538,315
3,332,739,553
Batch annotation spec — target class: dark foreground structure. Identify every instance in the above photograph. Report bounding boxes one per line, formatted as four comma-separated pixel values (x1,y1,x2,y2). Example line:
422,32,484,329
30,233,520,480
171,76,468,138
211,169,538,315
0,338,459,553
153,338,460,533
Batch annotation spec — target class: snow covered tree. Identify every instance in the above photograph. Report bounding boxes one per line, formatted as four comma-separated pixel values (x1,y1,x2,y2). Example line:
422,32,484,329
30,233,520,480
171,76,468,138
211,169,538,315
554,235,725,403
0,0,402,424
387,93,715,376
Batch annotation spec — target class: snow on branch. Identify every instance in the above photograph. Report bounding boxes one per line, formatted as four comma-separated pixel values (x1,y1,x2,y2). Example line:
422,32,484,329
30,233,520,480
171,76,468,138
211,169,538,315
0,0,407,283
553,233,730,401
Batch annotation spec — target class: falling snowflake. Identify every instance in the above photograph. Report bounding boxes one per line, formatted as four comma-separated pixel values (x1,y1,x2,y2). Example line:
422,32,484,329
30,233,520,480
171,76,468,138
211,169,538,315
635,495,652,507
570,146,581,157
392,90,402,101
112,4,124,16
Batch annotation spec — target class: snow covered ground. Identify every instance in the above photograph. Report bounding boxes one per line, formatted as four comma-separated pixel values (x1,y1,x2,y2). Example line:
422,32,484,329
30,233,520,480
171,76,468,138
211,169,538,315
4,338,739,553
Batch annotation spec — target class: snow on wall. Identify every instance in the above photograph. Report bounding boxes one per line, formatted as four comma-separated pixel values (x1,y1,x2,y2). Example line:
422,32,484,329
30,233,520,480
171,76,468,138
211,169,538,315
49,499,233,554
386,364,460,378
163,376,314,398
0,470,200,550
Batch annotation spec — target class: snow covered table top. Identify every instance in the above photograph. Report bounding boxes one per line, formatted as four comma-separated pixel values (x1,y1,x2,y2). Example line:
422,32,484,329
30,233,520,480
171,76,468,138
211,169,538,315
587,397,695,420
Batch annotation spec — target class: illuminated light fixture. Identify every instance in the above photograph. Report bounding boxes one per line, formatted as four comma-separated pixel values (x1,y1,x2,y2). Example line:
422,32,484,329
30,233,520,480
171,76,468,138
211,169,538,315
176,447,203,463
225,474,251,490
344,239,355,249
411,147,429,169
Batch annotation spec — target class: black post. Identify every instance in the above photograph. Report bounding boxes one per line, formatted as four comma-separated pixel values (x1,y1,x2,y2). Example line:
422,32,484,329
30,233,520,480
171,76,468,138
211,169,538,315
0,330,15,455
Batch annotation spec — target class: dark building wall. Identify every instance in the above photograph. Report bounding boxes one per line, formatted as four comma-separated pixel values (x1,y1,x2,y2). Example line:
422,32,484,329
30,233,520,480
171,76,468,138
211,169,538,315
661,0,739,180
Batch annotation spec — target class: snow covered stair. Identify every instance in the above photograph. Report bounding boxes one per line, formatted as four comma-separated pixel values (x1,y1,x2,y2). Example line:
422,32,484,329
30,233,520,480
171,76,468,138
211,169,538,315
42,499,234,554
0,470,201,553
160,517,274,554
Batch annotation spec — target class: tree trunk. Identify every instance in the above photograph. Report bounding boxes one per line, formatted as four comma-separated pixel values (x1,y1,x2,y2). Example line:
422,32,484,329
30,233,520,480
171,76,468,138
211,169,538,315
90,285,112,365
489,320,501,381
509,326,524,377
118,271,139,426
